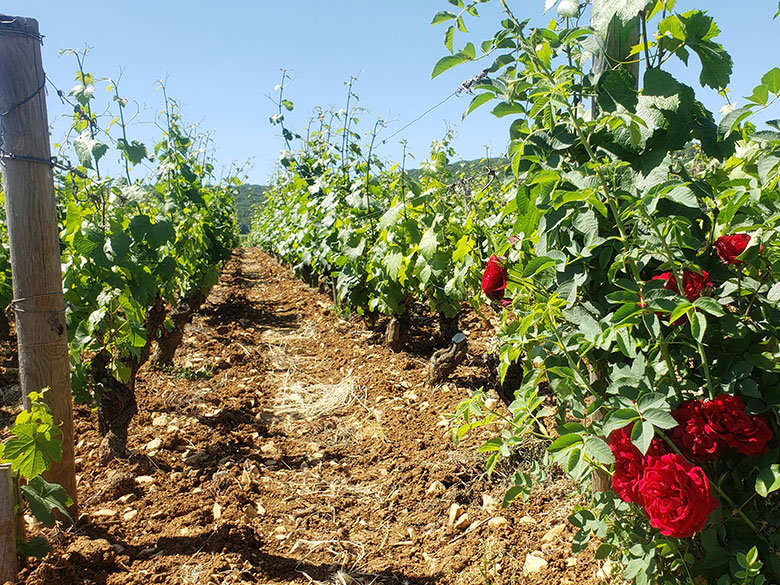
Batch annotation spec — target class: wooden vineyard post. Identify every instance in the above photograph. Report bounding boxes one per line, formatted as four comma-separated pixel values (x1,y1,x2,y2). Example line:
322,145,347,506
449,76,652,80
0,464,18,582
0,15,78,508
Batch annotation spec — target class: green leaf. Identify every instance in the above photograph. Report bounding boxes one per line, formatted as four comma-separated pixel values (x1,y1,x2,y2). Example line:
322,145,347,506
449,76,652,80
642,408,677,430
432,11,457,25
146,220,175,249
694,297,726,316
690,311,706,343
418,228,438,260
548,433,583,453
116,138,148,166
631,420,654,455
490,102,525,118
431,53,470,79
522,256,557,278
665,185,698,208
17,536,52,559
464,93,494,119
767,282,780,304
756,464,780,497
584,436,615,465
444,25,455,53
2,422,62,479
74,131,108,170
762,67,780,94
21,476,74,527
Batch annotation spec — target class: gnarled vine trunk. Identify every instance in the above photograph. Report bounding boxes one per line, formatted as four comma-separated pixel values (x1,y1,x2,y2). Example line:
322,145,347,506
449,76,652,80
385,312,410,353
95,296,166,461
437,312,460,346
153,289,206,366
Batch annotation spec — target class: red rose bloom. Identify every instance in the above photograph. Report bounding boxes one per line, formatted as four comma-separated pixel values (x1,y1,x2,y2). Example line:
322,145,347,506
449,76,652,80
714,233,751,265
701,394,773,457
481,255,508,302
670,400,725,460
652,269,712,302
609,424,666,504
638,453,717,538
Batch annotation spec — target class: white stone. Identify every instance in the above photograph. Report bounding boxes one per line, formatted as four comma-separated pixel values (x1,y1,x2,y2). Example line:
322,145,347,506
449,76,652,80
93,509,117,517
448,503,462,525
523,553,548,575
426,480,446,496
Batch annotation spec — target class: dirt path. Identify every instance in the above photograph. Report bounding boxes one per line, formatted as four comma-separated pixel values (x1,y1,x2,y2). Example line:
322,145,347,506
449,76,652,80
13,248,600,585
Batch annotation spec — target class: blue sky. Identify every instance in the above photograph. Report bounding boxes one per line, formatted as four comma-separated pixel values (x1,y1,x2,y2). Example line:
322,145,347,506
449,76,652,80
2,1,779,185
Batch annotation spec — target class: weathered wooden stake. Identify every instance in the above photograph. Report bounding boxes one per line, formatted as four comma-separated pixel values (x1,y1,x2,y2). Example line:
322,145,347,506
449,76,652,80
0,15,78,508
0,464,18,583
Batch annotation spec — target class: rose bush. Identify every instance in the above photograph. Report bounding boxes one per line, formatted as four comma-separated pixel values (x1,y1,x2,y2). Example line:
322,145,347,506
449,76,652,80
440,1,780,583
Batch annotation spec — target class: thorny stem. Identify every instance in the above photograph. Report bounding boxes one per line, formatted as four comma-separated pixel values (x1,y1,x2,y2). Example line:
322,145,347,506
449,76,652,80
696,339,716,399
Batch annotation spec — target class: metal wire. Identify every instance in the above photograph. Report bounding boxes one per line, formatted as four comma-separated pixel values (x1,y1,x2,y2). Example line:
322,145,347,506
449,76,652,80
11,291,67,314
0,17,45,44
0,74,46,117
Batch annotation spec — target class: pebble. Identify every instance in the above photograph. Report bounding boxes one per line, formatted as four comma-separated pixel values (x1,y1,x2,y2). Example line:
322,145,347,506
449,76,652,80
481,494,498,512
123,509,138,521
152,414,168,426
523,553,548,575
448,503,462,526
426,480,446,496
213,502,223,521
118,493,136,504
596,560,615,580
488,516,509,528
135,475,155,485
519,515,536,525
541,523,567,544
146,438,163,451
453,513,470,531
93,509,117,518
243,504,257,519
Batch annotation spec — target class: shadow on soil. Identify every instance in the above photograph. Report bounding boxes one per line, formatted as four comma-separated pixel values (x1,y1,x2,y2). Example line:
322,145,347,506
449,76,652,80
204,292,299,331
72,521,441,585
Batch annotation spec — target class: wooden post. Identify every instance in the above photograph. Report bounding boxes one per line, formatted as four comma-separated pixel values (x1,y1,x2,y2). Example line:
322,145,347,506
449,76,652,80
0,464,18,583
0,15,78,508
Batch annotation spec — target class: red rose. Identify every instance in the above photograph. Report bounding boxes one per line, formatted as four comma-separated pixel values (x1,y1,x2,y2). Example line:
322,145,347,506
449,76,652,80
638,453,718,538
701,394,773,457
714,233,751,265
609,424,666,504
670,400,725,460
481,255,508,302
652,269,712,302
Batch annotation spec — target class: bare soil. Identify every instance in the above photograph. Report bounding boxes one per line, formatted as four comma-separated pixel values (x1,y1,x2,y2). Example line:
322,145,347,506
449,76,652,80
1,247,604,585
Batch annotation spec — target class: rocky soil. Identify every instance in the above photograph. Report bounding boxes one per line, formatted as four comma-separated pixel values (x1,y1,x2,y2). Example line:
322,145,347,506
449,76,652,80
1,247,607,585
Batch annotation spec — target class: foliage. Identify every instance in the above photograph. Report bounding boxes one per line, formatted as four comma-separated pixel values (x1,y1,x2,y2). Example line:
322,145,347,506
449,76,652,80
0,390,73,558
250,79,512,326
51,49,239,406
438,0,780,582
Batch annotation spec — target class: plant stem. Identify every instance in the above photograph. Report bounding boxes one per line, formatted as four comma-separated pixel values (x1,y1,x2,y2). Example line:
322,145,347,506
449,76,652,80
696,339,716,399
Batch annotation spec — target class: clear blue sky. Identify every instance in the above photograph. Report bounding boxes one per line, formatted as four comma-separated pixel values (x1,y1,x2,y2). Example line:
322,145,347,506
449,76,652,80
2,1,779,185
